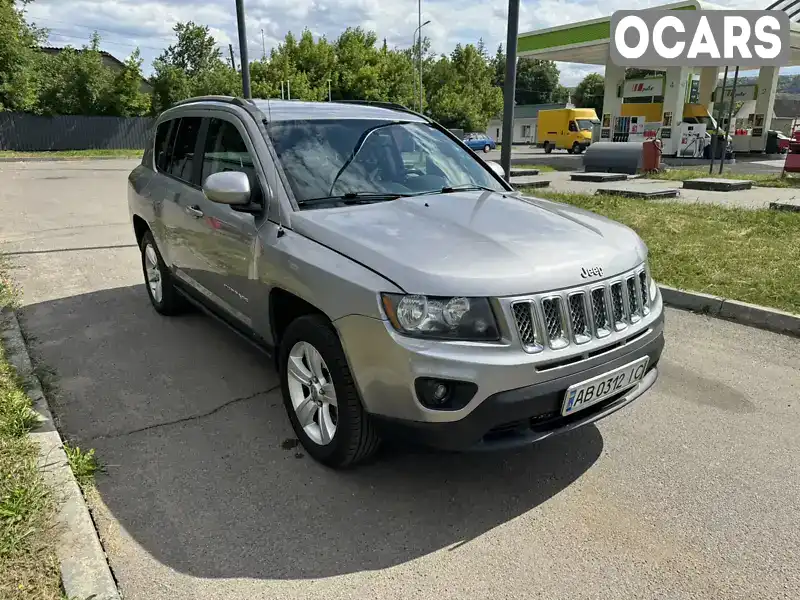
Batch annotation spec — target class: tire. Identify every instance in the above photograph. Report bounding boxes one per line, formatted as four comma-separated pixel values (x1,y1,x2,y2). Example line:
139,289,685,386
279,314,380,469
567,145,575,154
483,144,491,153
543,142,553,154
140,230,187,316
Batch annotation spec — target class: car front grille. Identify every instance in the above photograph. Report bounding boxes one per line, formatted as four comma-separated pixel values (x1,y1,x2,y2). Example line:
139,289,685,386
510,266,651,352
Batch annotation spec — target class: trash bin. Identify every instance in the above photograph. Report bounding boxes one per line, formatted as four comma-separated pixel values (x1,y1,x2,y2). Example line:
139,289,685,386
765,130,780,154
642,139,662,172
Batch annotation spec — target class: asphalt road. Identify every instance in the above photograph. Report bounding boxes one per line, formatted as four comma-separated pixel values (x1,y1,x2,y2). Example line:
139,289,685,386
1,159,799,600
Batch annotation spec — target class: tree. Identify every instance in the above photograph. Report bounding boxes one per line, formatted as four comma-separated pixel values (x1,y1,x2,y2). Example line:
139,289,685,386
104,48,150,116
157,22,224,77
0,0,45,111
573,72,604,115
425,43,503,131
515,58,560,104
37,33,113,115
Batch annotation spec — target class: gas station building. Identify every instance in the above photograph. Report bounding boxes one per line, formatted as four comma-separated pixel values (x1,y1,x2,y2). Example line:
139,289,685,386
515,0,800,156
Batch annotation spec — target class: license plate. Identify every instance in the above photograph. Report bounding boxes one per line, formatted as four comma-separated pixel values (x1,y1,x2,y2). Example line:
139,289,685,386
561,356,650,416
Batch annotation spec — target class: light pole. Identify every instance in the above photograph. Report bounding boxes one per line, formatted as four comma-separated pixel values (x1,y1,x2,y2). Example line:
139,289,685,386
500,0,520,181
412,19,430,113
235,0,251,98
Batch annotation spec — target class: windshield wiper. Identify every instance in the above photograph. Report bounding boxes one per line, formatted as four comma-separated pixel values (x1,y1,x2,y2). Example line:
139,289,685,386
299,191,412,206
438,184,498,194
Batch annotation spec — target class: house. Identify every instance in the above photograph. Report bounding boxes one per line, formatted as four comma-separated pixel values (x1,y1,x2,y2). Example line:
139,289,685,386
486,103,571,145
39,46,153,95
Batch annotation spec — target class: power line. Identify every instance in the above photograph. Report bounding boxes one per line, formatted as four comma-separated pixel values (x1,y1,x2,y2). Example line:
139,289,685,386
30,16,178,43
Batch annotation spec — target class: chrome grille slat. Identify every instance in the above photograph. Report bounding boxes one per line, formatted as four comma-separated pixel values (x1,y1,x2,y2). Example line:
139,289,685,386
610,282,626,329
509,265,651,353
568,293,591,343
590,288,611,337
626,276,641,323
639,270,650,315
511,302,537,348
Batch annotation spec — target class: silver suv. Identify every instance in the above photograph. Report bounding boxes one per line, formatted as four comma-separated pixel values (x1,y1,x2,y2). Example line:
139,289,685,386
128,96,665,468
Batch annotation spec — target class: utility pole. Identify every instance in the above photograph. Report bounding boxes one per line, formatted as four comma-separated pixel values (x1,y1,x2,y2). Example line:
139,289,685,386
328,79,332,101
235,0,251,98
261,28,266,60
280,81,284,99
287,80,291,100
229,44,236,70
500,0,520,181
418,0,422,112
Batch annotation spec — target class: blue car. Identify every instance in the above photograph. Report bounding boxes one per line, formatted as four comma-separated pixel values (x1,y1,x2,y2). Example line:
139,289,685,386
463,132,497,153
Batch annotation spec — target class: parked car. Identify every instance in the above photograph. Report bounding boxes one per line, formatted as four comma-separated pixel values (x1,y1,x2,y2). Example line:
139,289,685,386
128,97,665,469
463,132,497,153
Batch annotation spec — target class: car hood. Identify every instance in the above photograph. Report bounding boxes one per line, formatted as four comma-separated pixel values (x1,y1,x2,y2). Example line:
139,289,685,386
290,190,647,298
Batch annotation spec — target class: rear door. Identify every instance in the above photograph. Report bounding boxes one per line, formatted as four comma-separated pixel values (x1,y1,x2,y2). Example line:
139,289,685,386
159,115,207,283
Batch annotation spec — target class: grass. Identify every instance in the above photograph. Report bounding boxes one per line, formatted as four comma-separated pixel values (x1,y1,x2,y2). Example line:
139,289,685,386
649,167,800,188
63,445,101,490
514,163,556,172
520,189,800,315
0,149,143,159
0,266,61,599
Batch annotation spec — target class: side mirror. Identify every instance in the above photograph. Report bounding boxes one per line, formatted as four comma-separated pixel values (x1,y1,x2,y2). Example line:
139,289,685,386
202,171,251,205
486,160,507,180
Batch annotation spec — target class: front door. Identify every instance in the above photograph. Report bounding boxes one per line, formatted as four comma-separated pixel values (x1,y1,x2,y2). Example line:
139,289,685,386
189,115,264,328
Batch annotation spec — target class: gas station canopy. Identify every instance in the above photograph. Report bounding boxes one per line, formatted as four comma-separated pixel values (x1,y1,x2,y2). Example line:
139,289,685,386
517,0,800,67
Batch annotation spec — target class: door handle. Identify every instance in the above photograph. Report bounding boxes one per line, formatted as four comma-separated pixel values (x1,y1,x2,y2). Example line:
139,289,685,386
185,205,204,218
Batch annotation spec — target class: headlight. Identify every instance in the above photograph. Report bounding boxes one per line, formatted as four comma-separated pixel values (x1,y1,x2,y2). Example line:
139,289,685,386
381,293,500,341
649,274,658,300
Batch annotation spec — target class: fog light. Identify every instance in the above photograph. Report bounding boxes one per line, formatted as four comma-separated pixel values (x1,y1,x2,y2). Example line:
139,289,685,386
432,383,449,402
415,378,478,411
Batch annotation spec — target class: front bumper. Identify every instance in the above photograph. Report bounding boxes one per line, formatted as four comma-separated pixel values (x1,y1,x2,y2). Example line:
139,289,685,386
334,291,665,450
372,331,662,451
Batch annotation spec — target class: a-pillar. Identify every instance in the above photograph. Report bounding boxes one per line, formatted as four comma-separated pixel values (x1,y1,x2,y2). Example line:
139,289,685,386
601,53,624,139
750,66,779,153
698,67,720,115
660,66,692,156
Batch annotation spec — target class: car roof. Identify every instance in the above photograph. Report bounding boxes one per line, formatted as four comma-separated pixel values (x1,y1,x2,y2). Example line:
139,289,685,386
165,96,428,124
252,99,427,123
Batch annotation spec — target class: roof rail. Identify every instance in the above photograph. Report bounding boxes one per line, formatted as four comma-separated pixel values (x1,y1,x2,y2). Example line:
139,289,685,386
170,95,257,109
335,100,428,120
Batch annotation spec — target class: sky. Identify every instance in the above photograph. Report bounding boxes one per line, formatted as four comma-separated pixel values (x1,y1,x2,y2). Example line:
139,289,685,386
20,0,797,87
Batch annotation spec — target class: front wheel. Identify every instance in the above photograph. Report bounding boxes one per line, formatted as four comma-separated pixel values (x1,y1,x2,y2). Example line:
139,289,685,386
279,314,380,468
483,144,491,153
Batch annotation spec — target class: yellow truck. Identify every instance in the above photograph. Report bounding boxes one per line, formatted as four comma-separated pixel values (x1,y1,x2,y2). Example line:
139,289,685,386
536,108,600,154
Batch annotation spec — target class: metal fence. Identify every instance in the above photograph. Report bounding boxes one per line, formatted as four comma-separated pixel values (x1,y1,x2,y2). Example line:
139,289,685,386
0,112,155,151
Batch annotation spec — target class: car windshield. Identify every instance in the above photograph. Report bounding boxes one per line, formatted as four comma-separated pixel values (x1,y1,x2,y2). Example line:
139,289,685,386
265,119,506,206
576,119,598,131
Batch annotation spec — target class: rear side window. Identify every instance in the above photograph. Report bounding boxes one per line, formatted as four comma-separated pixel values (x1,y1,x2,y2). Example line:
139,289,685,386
153,120,173,172
166,117,202,184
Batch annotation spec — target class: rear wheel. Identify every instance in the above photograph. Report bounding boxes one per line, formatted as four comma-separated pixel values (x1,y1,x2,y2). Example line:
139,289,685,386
543,142,553,154
279,314,380,468
483,144,491,153
140,230,187,316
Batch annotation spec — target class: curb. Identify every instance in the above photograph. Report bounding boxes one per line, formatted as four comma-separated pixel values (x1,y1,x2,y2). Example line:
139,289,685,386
0,156,140,163
0,309,121,600
659,285,800,338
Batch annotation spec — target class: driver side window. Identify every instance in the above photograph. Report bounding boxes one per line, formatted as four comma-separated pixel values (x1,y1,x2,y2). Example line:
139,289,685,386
201,117,263,205
569,121,578,132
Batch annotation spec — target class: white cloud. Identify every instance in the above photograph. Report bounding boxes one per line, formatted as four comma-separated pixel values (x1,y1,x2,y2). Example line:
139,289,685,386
22,0,798,88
